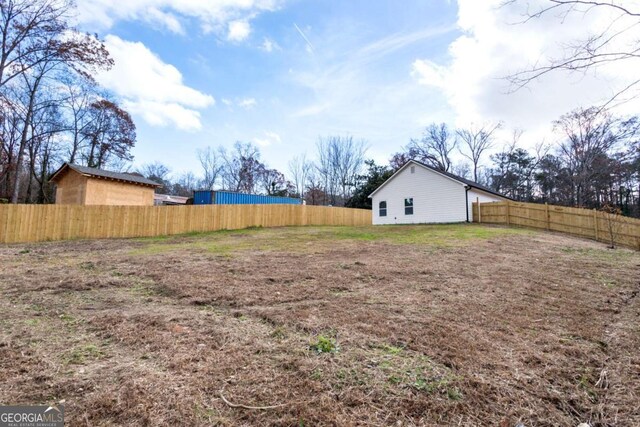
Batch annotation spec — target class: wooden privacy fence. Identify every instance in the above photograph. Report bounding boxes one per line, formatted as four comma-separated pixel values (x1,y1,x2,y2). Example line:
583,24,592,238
0,204,372,244
473,200,640,249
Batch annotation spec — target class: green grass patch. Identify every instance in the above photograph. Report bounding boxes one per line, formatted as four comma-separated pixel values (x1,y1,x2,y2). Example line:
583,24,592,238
128,277,159,297
594,272,618,288
24,318,40,326
63,344,105,365
333,224,529,247
308,342,463,400
380,344,404,355
560,246,637,262
78,261,97,270
311,335,338,354
129,223,532,257
128,242,186,256
59,313,77,324
331,228,382,241
376,224,531,246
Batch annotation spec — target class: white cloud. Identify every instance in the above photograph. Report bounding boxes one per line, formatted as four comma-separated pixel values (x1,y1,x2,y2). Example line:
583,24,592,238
123,100,204,131
261,37,280,52
411,0,640,145
237,98,257,109
220,97,258,110
291,102,330,118
253,131,281,147
144,8,185,34
227,20,251,41
98,35,214,131
77,0,279,37
411,59,446,88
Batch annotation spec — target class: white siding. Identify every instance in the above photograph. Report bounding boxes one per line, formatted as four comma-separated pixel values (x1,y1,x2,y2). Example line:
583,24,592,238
371,164,467,224
466,188,505,221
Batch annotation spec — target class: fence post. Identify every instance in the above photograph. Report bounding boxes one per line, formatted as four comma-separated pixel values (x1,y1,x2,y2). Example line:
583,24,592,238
593,209,598,241
476,197,481,223
545,202,550,230
506,201,510,225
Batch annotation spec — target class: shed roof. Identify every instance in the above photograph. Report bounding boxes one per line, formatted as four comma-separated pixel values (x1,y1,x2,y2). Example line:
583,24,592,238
50,163,162,187
368,159,510,200
154,194,189,204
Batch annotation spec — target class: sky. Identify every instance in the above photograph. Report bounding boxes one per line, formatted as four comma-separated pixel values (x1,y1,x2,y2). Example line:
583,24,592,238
75,0,640,177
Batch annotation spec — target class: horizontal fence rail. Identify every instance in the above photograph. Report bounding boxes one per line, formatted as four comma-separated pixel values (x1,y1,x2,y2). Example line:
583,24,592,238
0,204,372,244
473,200,640,249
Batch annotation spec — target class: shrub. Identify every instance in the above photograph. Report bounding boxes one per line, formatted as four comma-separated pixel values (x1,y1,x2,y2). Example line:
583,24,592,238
311,335,338,354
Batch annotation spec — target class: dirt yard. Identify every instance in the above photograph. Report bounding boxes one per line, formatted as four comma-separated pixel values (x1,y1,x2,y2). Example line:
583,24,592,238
0,224,638,426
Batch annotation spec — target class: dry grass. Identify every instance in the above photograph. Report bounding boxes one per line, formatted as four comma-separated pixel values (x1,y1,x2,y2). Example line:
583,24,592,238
0,224,638,426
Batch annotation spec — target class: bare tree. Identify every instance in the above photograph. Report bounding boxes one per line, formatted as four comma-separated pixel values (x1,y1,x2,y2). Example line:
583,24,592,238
60,75,96,164
304,168,329,206
504,0,640,107
600,204,623,249
316,135,367,205
258,167,291,196
407,123,457,171
456,123,502,182
219,142,263,193
452,162,472,179
315,138,339,204
24,90,62,203
0,0,112,90
138,162,169,179
7,61,44,202
288,153,312,198
81,99,136,169
171,171,198,196
1,0,113,202
554,106,638,206
138,162,170,192
106,157,133,173
197,146,223,190
0,106,21,198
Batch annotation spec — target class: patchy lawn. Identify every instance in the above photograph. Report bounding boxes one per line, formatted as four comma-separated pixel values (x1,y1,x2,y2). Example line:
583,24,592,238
0,224,638,426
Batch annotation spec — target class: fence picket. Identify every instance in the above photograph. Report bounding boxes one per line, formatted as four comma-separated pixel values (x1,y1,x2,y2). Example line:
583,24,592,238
473,201,640,249
0,204,372,244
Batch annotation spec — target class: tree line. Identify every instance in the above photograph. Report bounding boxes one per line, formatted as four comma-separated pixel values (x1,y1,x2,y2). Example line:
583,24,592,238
0,0,136,204
141,102,640,219
137,136,367,207
350,106,640,217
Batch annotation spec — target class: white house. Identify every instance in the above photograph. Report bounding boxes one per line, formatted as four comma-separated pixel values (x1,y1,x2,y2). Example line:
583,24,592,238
369,160,509,225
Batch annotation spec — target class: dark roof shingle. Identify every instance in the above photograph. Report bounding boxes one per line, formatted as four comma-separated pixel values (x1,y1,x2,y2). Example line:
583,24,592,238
412,160,509,199
51,163,161,187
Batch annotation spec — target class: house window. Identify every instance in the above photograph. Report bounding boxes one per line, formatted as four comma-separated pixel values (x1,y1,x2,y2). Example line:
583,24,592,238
404,198,414,215
379,201,387,217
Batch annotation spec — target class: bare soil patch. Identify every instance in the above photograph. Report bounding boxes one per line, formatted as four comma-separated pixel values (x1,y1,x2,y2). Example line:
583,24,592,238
0,224,638,426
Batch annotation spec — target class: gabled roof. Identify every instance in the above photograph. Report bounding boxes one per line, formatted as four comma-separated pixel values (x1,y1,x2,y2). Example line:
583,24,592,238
368,159,510,200
50,163,162,187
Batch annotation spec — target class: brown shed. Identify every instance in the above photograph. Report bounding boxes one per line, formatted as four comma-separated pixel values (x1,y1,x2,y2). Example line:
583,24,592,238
50,163,161,206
